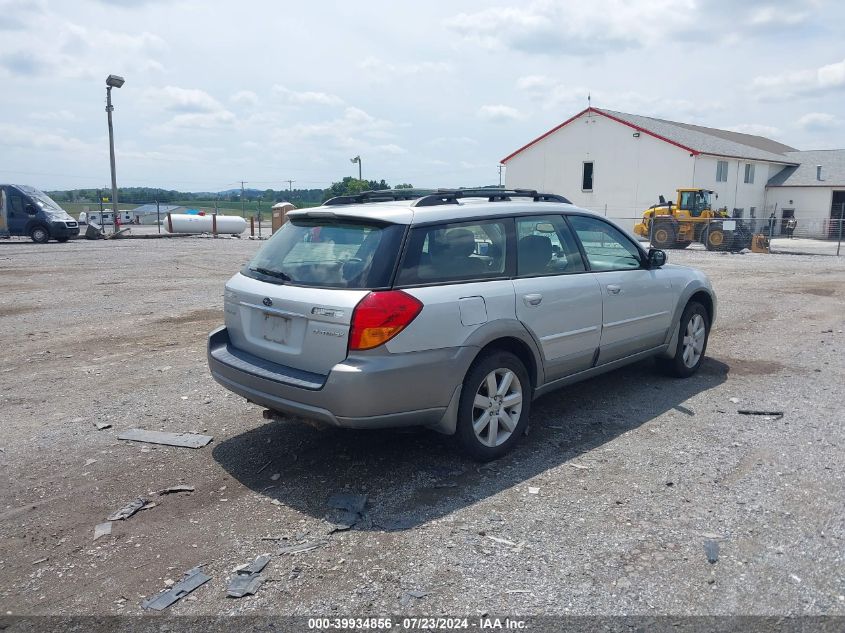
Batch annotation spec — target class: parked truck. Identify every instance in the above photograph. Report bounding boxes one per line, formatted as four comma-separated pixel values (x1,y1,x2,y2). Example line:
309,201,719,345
0,184,80,243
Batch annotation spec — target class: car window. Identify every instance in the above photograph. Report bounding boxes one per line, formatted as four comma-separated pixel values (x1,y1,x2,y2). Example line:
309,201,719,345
9,196,24,214
397,220,507,285
568,215,642,271
243,219,405,289
516,215,585,276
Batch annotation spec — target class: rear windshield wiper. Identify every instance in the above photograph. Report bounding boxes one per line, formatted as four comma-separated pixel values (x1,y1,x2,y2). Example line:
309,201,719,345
250,267,292,281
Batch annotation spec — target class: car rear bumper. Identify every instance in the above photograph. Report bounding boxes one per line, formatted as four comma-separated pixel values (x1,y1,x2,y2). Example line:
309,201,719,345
207,326,474,431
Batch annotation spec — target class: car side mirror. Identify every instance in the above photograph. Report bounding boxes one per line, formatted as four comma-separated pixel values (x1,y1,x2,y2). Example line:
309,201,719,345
647,248,666,268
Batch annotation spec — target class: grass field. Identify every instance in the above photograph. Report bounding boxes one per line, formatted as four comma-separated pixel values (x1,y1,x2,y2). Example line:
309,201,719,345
59,199,320,219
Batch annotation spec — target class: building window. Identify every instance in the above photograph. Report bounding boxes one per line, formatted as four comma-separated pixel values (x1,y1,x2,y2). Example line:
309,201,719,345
716,160,728,182
749,207,756,217
732,208,744,218
744,163,755,184
582,162,594,191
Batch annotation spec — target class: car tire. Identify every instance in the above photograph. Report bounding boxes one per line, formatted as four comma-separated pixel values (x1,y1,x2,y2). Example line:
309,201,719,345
30,225,50,244
656,301,710,378
455,350,531,461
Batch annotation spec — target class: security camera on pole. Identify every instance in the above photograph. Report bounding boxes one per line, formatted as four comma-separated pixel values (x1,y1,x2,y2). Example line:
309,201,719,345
105,74,125,235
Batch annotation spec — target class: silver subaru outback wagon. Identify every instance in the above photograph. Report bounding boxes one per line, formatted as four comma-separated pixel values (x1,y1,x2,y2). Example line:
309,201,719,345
208,189,716,460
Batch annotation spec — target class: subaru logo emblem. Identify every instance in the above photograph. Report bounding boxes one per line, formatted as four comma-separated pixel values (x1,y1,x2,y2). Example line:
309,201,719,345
262,297,273,307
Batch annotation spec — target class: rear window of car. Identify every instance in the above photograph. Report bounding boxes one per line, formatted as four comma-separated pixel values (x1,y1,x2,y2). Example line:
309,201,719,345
242,219,405,289
395,220,509,286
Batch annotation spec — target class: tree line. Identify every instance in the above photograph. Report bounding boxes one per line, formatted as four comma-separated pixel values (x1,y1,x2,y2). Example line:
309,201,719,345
47,178,416,208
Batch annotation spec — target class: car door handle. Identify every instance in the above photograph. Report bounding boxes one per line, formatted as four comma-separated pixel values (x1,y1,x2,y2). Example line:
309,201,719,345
523,293,543,306
606,284,622,295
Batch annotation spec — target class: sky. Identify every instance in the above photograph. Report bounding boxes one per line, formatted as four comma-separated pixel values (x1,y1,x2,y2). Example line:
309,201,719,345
1,0,844,193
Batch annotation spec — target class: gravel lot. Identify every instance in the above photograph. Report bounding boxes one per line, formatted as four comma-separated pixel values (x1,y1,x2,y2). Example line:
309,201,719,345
0,237,843,616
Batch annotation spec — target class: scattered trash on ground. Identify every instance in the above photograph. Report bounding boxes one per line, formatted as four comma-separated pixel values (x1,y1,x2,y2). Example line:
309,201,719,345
94,422,112,430
117,429,213,449
84,458,97,467
569,463,590,470
728,397,740,404
528,486,540,494
704,539,720,564
486,535,518,547
400,589,429,607
737,410,784,420
278,540,328,555
256,460,272,474
158,485,195,496
270,473,281,481
107,497,148,521
94,522,112,540
31,557,49,565
674,405,695,416
142,566,211,610
227,554,271,598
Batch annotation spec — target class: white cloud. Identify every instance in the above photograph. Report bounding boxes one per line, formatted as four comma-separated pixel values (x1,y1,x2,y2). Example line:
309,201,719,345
478,104,522,122
273,86,344,106
448,1,696,55
155,86,224,113
230,90,259,107
28,109,77,122
747,6,808,27
752,57,845,99
359,57,454,77
0,122,98,155
165,110,236,130
797,112,841,131
723,123,782,137
275,106,397,151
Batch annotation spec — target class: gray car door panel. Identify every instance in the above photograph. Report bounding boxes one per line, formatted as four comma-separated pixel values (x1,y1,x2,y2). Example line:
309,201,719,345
593,269,675,364
514,274,603,381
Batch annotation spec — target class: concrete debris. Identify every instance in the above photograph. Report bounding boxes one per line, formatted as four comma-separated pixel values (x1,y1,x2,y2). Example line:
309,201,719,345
326,509,361,533
107,497,148,521
528,486,540,494
117,428,213,449
486,535,518,547
738,410,784,420
158,485,195,496
84,458,97,467
94,422,112,430
141,566,211,610
278,540,328,555
704,539,720,564
728,397,740,404
31,557,49,565
227,555,271,598
270,473,281,481
94,522,112,541
569,463,590,470
227,573,264,598
400,589,429,607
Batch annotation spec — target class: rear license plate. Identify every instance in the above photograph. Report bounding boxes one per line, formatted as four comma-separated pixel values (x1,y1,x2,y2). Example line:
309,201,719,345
262,313,291,344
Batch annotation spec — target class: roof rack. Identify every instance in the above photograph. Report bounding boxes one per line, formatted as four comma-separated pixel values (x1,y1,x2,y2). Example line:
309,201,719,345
321,187,571,207
322,189,434,206
415,188,571,206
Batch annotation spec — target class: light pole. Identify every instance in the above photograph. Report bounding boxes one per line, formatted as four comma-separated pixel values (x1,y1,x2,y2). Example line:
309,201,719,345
105,74,125,235
350,155,362,182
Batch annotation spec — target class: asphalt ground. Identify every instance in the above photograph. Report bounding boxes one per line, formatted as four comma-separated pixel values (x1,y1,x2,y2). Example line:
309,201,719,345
0,237,843,617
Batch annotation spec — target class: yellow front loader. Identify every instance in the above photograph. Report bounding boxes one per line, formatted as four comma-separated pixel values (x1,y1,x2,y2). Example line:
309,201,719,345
633,188,752,251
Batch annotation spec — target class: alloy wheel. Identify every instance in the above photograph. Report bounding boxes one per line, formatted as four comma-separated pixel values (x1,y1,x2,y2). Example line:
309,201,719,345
472,368,523,447
682,313,706,368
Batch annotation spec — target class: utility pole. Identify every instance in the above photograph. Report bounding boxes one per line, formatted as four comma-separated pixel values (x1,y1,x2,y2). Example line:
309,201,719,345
285,179,294,193
105,75,125,235
350,156,362,181
240,181,246,218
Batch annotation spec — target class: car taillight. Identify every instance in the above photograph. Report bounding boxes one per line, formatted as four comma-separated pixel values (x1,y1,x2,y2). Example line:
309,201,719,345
349,290,423,351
